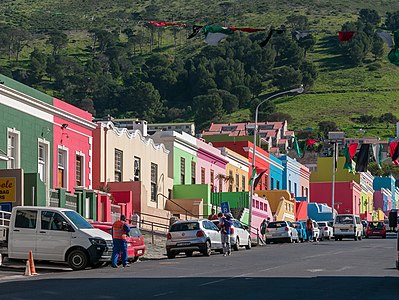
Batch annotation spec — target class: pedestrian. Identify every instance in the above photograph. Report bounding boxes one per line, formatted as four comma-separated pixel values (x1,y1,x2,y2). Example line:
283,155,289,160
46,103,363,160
260,219,267,242
217,212,224,225
306,218,313,242
221,213,233,256
111,215,131,268
208,208,218,220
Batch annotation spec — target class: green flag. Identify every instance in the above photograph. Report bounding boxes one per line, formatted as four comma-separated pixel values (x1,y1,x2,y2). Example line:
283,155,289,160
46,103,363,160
343,143,356,173
248,166,256,186
293,137,301,157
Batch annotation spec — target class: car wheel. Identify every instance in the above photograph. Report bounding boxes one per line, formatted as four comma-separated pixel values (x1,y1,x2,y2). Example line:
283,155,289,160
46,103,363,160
382,235,386,239
354,236,358,241
300,237,304,243
185,251,193,257
245,238,252,250
68,249,88,271
233,238,240,251
202,241,211,256
217,249,224,254
289,236,293,243
131,256,139,263
334,237,339,241
167,251,176,259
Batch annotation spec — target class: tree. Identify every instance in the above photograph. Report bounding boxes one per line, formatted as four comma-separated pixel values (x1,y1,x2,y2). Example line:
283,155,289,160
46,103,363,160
386,11,399,31
267,112,293,123
47,31,68,57
272,66,302,89
250,98,276,122
28,48,47,83
9,28,30,61
359,9,381,25
231,85,252,108
286,15,309,30
379,113,397,124
318,121,338,138
193,94,224,130
300,61,318,88
208,89,239,113
371,33,384,60
347,32,371,66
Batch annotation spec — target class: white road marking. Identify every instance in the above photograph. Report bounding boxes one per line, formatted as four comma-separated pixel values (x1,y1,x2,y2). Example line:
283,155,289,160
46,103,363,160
198,272,254,286
307,269,325,273
153,291,174,297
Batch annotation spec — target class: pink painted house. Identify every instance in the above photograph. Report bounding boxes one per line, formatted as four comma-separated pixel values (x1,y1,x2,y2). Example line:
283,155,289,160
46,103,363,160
52,98,95,193
250,194,273,238
196,139,228,192
310,181,361,215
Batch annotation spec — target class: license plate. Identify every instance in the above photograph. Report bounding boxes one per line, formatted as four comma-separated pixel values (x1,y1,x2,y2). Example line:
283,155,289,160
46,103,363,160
373,232,380,234
272,233,281,237
137,250,143,255
177,242,190,246
341,229,348,232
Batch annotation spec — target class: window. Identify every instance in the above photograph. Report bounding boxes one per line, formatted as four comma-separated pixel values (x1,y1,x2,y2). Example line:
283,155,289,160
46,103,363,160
58,148,68,188
294,183,297,196
302,186,304,197
264,175,268,190
260,202,264,210
134,156,141,181
276,180,280,189
228,170,233,192
271,178,274,189
305,187,308,197
219,175,223,192
7,129,20,169
241,175,246,191
210,170,214,191
235,173,239,192
15,210,37,229
41,211,68,231
151,163,158,202
191,161,196,184
38,142,49,183
201,167,205,184
114,149,123,182
288,180,292,193
180,157,185,184
75,155,83,187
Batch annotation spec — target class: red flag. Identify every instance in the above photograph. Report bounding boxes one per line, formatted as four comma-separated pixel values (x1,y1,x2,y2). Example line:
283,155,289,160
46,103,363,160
348,143,358,159
306,139,317,147
338,31,355,42
390,141,399,165
228,27,265,33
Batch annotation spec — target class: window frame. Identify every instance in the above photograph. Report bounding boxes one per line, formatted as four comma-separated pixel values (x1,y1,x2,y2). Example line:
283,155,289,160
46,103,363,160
150,163,158,202
57,146,69,188
114,149,123,182
7,128,21,169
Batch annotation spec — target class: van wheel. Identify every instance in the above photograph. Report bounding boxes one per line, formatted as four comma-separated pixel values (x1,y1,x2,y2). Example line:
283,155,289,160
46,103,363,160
68,249,88,271
185,251,193,257
167,251,176,259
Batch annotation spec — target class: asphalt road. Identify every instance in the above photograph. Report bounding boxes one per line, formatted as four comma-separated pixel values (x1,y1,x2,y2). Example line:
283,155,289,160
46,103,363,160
0,235,398,300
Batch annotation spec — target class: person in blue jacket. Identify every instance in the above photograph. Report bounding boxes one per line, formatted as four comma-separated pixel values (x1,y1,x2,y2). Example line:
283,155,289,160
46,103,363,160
111,215,131,268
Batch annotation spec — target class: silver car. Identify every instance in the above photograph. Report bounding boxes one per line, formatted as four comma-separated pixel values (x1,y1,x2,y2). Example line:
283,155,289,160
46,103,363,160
166,219,223,258
211,219,252,251
265,221,299,244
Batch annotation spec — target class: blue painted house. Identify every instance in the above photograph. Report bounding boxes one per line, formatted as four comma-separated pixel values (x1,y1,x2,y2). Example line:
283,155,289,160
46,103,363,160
373,176,396,210
279,156,301,197
308,202,334,221
269,154,284,190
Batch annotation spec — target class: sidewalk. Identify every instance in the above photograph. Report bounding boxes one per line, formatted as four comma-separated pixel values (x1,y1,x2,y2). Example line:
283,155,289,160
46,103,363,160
140,231,167,261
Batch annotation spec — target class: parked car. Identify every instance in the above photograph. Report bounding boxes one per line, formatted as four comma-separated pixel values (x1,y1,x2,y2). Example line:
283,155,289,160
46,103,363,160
211,219,251,251
166,219,223,258
317,221,333,240
91,222,146,263
312,221,321,242
333,214,363,241
292,221,307,242
265,221,299,244
365,221,387,239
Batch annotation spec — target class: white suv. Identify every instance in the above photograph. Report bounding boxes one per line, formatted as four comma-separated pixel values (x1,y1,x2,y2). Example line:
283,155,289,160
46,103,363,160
317,221,334,240
265,221,299,244
166,220,223,258
334,214,363,241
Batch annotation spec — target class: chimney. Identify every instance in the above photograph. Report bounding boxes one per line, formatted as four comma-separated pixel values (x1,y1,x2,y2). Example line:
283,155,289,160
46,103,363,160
133,120,148,136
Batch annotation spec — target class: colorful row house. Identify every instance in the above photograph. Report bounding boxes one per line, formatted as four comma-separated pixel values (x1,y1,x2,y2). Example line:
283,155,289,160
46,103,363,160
0,74,98,216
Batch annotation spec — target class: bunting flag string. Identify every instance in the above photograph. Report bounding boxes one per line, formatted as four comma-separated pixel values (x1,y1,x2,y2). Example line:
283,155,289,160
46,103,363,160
147,21,187,27
338,31,355,42
343,143,358,173
389,141,399,165
355,144,370,172
371,143,383,169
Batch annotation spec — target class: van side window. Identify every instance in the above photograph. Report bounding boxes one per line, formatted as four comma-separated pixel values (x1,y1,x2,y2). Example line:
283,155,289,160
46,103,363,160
41,211,68,231
15,210,37,229
355,216,361,224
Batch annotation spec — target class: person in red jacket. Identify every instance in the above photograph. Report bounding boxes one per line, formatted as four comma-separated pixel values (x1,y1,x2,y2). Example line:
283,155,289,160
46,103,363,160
111,215,131,268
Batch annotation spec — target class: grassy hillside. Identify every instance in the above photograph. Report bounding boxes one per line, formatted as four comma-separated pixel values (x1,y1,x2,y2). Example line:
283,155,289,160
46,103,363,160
1,1,399,138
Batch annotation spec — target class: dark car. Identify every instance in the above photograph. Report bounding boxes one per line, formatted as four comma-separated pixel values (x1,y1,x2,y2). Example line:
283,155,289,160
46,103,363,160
365,221,386,239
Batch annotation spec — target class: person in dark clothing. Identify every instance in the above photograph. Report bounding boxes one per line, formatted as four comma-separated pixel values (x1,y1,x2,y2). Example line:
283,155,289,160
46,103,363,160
221,213,233,256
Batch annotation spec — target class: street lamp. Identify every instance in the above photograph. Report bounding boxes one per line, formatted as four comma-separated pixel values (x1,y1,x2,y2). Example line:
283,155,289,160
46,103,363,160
249,85,304,227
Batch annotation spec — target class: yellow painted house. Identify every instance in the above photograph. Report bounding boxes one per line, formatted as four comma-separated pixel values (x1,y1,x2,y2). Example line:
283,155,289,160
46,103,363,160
254,190,295,221
220,147,250,192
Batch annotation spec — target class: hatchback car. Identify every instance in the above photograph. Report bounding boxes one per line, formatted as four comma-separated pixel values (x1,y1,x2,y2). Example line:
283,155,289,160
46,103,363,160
211,219,252,251
317,221,333,240
365,221,386,239
166,219,223,258
265,221,299,244
91,222,146,262
293,221,307,242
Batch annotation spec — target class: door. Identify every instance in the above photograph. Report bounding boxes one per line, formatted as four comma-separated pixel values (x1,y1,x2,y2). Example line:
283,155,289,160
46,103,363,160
35,211,72,261
205,221,222,248
234,220,248,245
9,209,38,259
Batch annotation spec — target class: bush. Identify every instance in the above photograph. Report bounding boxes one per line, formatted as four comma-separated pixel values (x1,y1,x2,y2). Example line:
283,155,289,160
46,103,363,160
367,63,382,71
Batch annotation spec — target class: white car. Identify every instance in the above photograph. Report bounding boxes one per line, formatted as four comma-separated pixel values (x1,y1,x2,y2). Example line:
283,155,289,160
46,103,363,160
317,221,334,240
166,220,223,258
265,221,299,244
312,221,320,242
211,219,252,251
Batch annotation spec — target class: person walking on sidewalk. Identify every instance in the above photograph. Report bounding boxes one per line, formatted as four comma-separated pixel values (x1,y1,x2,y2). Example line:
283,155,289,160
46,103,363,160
111,215,131,268
221,213,233,256
260,219,267,242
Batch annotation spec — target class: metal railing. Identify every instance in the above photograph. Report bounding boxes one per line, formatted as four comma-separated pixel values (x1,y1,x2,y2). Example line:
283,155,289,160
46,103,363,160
239,220,265,246
158,193,196,220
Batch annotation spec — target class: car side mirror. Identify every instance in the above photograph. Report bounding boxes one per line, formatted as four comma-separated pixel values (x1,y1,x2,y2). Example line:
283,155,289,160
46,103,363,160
62,222,74,232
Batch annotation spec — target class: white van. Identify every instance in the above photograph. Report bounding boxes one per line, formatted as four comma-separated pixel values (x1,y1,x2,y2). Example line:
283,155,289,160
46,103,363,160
333,214,363,241
0,206,113,270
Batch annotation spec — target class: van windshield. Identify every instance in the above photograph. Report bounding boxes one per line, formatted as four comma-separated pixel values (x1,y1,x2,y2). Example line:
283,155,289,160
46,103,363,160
64,211,93,229
335,216,354,224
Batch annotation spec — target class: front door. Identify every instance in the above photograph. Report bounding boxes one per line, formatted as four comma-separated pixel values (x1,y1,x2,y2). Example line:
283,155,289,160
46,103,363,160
9,209,38,259
35,211,72,261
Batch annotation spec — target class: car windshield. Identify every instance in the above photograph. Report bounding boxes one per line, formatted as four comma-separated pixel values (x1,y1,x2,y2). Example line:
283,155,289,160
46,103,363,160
170,222,199,232
335,216,354,224
317,222,326,227
267,221,287,228
369,222,384,230
64,211,93,229
129,227,142,237
292,222,301,228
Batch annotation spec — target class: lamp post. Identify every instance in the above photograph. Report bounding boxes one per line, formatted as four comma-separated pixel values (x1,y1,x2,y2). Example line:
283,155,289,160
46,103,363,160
249,85,304,227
